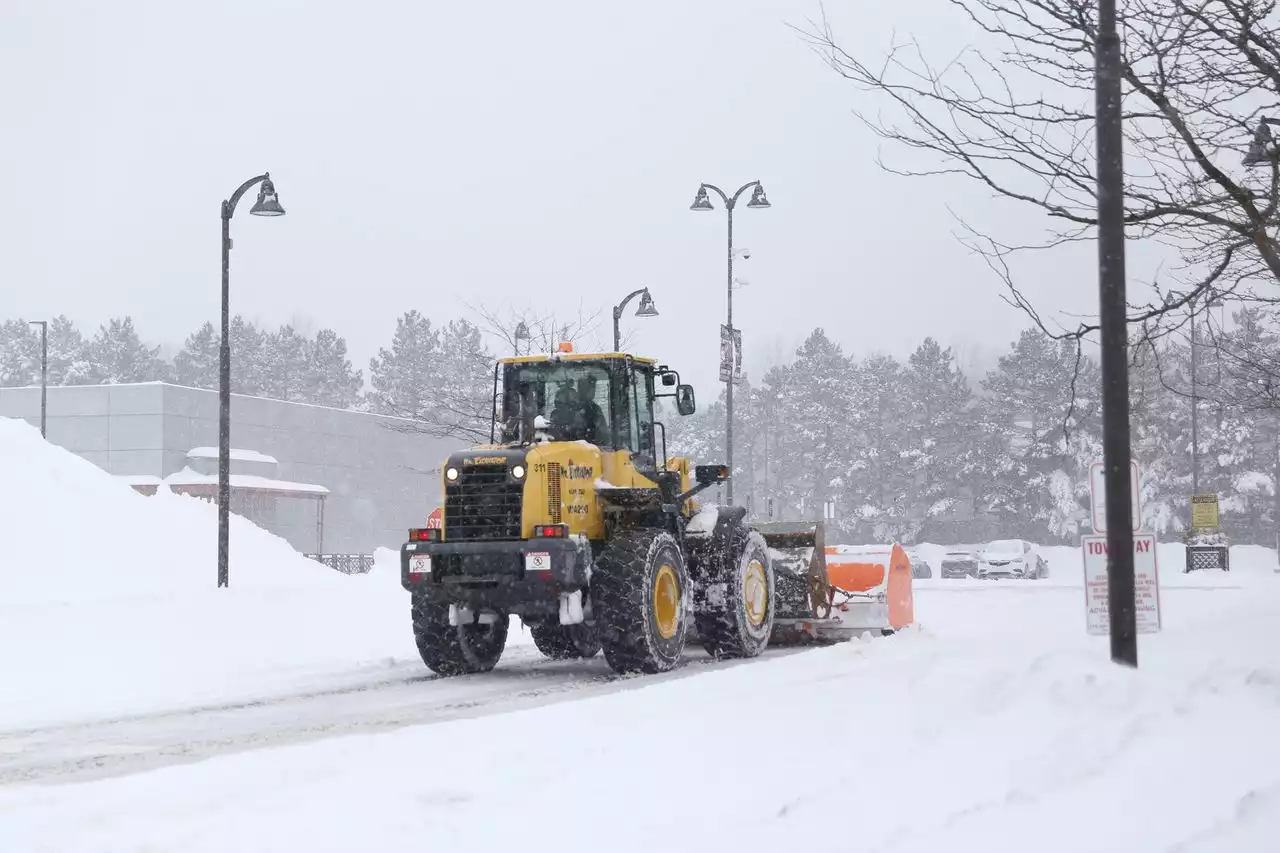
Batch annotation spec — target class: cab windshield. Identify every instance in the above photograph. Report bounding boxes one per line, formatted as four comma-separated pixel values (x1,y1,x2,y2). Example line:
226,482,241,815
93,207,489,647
499,361,614,446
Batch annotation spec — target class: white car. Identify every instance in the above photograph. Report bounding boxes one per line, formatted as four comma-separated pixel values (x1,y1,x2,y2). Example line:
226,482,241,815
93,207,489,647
978,539,1047,579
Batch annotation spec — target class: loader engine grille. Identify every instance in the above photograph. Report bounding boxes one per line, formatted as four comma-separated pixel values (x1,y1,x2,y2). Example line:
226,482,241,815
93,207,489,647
444,464,523,541
547,463,563,524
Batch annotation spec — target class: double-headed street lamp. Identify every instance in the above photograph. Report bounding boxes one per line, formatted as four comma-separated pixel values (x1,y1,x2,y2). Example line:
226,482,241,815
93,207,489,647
218,173,285,588
690,180,770,505
612,287,659,352
28,320,47,438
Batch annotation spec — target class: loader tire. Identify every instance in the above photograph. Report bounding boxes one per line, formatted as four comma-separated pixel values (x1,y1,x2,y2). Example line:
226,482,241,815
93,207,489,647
696,528,775,659
411,593,508,676
530,622,601,660
592,529,689,674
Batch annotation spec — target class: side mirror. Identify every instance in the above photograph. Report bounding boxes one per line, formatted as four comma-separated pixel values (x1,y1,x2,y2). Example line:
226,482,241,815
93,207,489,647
695,464,729,486
662,373,677,387
676,384,696,416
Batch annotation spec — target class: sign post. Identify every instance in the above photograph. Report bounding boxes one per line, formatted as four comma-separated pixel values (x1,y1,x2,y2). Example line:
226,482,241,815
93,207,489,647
1082,533,1161,635
1190,494,1219,529
1088,460,1140,533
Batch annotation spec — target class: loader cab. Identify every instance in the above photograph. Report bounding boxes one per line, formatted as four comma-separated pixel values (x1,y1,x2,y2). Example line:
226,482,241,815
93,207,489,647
493,351,695,472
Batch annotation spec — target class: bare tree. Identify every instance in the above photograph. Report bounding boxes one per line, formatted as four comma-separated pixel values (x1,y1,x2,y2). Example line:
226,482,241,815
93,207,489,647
802,0,1280,349
467,300,604,356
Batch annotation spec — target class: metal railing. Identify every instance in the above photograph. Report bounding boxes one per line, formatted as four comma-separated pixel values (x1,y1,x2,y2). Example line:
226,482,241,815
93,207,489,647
305,553,376,575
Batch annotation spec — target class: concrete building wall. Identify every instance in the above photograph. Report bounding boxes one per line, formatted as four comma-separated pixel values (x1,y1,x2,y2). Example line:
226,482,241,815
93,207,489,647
0,382,464,554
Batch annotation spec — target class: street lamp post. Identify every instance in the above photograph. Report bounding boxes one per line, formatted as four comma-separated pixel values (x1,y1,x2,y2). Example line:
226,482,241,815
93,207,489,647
690,180,770,505
218,173,285,588
1095,0,1138,667
28,320,47,438
612,287,659,352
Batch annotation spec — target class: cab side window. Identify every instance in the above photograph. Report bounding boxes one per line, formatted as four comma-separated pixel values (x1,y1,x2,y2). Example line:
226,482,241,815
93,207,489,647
632,368,656,468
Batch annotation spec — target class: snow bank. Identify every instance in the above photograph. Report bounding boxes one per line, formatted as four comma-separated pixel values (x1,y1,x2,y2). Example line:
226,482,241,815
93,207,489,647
0,418,339,605
0,419,418,727
4,575,1278,851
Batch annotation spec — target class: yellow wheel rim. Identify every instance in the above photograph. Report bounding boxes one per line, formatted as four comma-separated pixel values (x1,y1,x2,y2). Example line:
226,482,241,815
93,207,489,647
653,564,680,640
744,559,768,627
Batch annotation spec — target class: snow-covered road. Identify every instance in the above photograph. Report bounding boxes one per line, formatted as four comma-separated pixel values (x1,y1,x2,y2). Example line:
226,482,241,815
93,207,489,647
0,643,808,787
4,579,1278,853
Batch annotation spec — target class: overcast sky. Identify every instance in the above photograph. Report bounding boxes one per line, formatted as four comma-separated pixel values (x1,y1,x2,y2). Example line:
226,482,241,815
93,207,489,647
1,0,1114,393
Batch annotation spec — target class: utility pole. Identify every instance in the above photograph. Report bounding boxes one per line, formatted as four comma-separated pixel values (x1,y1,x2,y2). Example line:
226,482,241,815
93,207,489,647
1190,293,1199,496
1095,0,1138,667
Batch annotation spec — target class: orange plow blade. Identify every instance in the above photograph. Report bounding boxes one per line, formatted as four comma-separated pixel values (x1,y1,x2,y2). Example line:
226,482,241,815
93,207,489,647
755,520,915,646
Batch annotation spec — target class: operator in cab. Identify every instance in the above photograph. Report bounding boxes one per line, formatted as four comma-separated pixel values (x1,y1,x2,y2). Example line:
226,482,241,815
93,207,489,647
550,376,606,444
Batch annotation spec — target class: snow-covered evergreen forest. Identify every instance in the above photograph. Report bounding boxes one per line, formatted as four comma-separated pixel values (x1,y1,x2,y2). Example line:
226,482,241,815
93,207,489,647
2,310,1277,545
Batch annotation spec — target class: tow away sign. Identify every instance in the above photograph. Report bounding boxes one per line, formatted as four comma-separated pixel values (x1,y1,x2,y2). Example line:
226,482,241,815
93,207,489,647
1081,533,1161,635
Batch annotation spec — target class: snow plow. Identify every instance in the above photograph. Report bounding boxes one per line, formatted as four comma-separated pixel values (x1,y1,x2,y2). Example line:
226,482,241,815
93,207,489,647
757,521,915,645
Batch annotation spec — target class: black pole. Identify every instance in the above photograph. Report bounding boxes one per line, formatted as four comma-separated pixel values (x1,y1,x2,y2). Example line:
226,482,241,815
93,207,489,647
219,202,232,589
1096,0,1138,667
725,202,735,505
613,306,622,352
1190,295,1199,496
215,172,279,589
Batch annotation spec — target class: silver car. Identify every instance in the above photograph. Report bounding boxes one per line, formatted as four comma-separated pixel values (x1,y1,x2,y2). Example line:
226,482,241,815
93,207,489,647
940,549,979,578
978,539,1047,579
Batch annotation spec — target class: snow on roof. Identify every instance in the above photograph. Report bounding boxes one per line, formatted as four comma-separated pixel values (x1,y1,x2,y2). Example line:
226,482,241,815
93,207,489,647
162,467,329,496
115,474,162,486
187,447,279,465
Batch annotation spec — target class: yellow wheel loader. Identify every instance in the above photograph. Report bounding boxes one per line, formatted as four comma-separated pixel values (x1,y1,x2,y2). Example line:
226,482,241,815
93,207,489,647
399,346,788,676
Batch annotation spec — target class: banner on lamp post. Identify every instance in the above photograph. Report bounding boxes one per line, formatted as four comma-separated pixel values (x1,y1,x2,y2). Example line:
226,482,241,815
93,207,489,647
719,324,733,383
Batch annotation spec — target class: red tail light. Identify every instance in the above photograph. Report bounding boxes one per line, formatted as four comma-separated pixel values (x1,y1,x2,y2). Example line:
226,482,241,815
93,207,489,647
409,528,441,542
534,524,567,538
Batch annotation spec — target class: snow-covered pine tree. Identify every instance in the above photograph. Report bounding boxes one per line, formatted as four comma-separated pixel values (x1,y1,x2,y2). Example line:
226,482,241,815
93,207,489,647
902,338,975,539
229,317,269,397
427,319,494,441
979,328,1101,540
85,317,169,384
305,328,363,409
172,322,219,390
0,320,39,387
262,324,310,402
773,329,857,529
368,310,440,418
843,352,916,542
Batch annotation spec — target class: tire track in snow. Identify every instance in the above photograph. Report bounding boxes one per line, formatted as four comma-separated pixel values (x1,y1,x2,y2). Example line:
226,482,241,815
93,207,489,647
0,645,808,787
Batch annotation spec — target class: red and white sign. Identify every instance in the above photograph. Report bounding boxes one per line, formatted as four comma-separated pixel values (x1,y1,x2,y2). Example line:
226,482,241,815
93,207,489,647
408,554,431,575
1088,461,1141,534
425,507,443,530
1081,533,1161,635
525,552,551,574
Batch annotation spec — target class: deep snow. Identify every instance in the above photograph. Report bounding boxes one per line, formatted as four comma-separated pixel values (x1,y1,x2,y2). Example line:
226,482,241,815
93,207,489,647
3,416,1279,851
3,574,1278,852
0,417,421,728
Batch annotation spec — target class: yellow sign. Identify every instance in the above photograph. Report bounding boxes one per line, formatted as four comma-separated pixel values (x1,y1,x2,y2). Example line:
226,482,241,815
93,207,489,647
466,456,508,466
1191,494,1219,528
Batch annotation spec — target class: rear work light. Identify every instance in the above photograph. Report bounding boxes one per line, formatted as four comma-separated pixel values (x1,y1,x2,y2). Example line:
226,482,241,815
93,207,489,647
534,524,568,538
409,528,442,542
